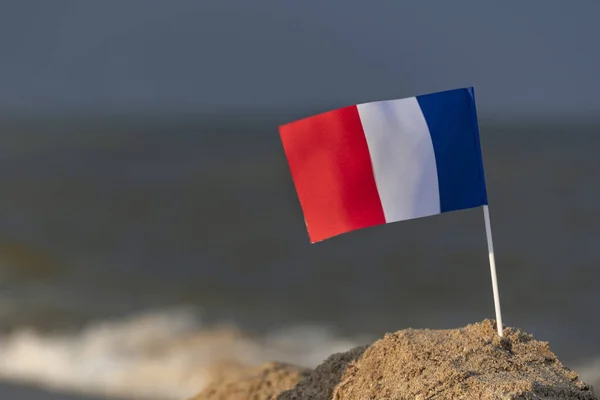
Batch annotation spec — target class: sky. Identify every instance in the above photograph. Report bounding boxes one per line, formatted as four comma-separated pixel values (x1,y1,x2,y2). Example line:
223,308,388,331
1,0,599,120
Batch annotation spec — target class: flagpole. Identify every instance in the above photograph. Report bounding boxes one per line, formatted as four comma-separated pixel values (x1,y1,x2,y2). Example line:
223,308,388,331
483,205,503,336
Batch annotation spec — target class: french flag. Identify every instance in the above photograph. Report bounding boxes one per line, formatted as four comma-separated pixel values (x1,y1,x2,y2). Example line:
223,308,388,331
279,87,488,243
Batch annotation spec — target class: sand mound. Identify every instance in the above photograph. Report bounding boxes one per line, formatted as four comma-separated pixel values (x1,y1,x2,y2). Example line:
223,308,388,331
191,362,309,400
279,320,596,400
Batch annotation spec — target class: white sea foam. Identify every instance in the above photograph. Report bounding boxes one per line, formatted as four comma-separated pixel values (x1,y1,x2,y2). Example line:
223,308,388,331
0,307,368,399
574,357,600,392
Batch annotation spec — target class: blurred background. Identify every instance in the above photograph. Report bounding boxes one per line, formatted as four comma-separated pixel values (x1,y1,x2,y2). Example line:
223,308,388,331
0,1,599,399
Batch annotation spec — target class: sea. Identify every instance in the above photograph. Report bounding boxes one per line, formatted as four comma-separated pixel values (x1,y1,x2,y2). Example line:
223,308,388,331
0,113,598,399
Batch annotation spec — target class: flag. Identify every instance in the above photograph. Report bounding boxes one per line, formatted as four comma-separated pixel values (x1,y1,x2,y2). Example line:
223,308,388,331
279,87,488,243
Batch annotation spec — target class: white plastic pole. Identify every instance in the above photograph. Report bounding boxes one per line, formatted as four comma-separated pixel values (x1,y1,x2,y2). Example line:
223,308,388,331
483,205,503,337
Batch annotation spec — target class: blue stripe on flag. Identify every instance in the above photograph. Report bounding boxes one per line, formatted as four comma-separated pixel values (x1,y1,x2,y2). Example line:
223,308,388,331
416,87,488,213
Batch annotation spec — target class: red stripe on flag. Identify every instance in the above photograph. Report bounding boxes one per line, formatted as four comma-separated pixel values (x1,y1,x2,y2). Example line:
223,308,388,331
279,105,386,242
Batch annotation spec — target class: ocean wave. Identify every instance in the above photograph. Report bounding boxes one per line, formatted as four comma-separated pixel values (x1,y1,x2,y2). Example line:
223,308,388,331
0,307,368,399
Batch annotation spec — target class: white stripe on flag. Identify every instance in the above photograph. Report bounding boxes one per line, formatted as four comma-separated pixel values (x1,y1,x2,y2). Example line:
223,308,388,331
357,97,440,223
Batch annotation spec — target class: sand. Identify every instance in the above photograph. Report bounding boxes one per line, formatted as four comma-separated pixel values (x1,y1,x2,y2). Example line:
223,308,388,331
190,320,596,400
191,362,309,400
279,320,595,400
